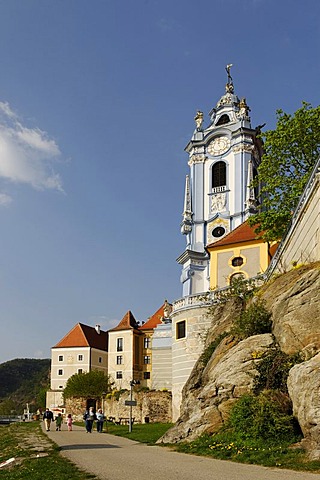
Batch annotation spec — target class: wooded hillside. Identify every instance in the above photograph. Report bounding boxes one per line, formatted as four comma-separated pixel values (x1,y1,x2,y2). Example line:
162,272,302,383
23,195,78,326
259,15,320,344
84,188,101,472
0,358,50,414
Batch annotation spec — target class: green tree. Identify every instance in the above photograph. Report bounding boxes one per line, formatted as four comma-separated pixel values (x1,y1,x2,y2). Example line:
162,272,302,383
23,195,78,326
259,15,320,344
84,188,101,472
63,370,112,400
0,398,17,415
249,102,320,241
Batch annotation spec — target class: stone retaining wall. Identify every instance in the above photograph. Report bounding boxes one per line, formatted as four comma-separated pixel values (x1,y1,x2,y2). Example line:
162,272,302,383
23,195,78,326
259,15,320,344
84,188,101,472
64,390,172,424
103,390,172,424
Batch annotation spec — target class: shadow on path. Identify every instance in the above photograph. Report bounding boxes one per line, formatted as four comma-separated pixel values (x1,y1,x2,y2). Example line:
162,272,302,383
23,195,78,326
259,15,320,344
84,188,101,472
60,443,120,451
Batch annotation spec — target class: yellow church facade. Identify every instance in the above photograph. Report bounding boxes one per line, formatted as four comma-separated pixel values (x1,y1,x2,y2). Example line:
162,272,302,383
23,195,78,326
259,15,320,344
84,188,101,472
207,221,276,290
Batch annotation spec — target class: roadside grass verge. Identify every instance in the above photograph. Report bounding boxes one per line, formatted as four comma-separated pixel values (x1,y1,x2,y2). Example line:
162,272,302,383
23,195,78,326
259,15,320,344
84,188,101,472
0,422,97,479
172,432,320,473
99,421,320,473
89,421,173,444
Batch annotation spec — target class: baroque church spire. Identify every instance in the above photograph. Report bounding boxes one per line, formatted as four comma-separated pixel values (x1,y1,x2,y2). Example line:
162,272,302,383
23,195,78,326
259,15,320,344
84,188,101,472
181,175,193,235
245,158,258,213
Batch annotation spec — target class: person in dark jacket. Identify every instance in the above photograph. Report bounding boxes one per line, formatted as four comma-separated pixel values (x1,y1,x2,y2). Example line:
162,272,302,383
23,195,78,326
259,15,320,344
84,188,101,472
83,406,95,433
43,408,54,431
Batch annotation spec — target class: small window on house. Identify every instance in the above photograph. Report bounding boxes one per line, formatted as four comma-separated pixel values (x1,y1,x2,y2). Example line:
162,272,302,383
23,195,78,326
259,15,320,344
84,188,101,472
78,354,83,362
212,161,226,188
59,385,63,389
144,337,151,349
58,369,63,376
78,369,83,374
144,355,151,364
117,338,123,352
116,355,122,365
98,357,102,363
58,355,63,362
232,256,244,267
116,371,122,379
144,372,151,379
176,320,186,339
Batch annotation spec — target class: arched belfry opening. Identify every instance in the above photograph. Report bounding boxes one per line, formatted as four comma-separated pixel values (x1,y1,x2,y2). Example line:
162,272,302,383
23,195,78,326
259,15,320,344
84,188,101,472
216,114,230,126
212,161,226,189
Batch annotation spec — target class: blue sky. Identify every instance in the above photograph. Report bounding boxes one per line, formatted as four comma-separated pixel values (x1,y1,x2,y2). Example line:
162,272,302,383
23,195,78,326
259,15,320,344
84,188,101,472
0,0,319,363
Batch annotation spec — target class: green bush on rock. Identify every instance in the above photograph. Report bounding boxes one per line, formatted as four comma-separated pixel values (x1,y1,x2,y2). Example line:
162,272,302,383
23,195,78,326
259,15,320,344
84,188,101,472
228,391,301,442
232,299,272,339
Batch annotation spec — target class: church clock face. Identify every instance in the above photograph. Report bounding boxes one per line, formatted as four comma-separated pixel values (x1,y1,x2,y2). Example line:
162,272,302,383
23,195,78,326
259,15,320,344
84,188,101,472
207,136,230,156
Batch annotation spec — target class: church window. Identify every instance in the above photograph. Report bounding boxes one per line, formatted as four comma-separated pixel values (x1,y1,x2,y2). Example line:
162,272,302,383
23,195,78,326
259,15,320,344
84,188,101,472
216,114,230,126
116,371,122,379
144,372,151,379
232,256,244,267
144,355,151,364
117,338,123,352
176,320,186,339
58,355,63,362
116,355,122,365
212,161,226,188
98,357,102,363
144,337,151,349
58,369,63,376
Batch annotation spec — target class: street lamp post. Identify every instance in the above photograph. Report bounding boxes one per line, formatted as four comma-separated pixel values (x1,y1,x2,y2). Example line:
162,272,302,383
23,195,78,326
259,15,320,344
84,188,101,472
128,380,140,433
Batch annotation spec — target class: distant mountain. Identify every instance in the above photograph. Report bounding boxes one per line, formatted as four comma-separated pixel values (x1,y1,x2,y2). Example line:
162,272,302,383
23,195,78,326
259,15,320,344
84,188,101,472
0,358,50,414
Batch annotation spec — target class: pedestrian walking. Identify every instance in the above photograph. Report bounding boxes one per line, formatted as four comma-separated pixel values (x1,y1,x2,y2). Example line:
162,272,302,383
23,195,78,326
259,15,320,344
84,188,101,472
83,406,95,433
67,413,73,431
55,413,63,431
43,408,54,432
96,408,104,433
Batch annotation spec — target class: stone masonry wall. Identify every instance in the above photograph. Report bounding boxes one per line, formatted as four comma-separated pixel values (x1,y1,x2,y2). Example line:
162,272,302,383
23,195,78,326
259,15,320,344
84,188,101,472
103,390,172,424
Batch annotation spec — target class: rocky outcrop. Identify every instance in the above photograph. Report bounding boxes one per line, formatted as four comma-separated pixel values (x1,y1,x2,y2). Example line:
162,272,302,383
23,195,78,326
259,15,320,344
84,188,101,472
158,263,320,456
262,263,320,356
287,353,320,460
159,333,274,443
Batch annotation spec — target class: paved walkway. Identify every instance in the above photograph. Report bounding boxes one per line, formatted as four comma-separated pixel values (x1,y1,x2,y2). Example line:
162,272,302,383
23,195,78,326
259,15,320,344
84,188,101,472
43,423,320,480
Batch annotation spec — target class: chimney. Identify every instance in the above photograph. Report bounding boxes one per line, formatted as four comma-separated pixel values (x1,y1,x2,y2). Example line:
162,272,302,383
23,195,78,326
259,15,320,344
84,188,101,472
95,324,101,334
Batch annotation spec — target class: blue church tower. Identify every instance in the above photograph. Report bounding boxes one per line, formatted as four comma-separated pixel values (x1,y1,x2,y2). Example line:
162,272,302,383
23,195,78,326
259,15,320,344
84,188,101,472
177,66,263,297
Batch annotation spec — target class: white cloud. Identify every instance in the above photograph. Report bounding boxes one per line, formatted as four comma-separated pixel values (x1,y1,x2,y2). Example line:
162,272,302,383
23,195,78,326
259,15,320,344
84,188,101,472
0,193,12,206
88,315,118,331
0,102,63,193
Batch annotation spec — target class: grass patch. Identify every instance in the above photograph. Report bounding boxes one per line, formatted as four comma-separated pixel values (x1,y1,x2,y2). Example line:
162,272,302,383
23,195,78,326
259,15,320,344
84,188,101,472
103,422,173,444
173,432,320,472
0,422,97,479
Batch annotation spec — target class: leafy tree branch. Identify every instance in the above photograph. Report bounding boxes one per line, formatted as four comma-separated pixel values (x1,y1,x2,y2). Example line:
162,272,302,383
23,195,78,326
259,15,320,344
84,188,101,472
249,102,320,241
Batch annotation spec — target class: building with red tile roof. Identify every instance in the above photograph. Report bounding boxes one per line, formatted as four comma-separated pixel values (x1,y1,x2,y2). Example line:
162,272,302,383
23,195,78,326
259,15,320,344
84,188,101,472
107,302,172,390
206,220,276,290
47,323,108,411
54,323,108,350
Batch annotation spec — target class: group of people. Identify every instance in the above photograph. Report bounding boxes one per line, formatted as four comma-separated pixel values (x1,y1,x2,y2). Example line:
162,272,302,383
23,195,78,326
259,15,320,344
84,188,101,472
43,406,105,433
83,406,105,433
42,408,73,432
